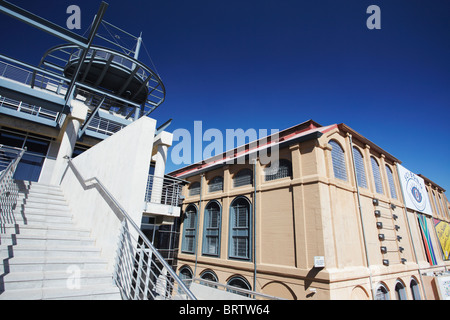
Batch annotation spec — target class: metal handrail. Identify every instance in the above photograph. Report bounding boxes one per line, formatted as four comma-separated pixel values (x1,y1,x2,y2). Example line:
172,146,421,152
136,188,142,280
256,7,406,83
0,145,26,233
65,156,196,300
145,174,184,207
188,278,287,300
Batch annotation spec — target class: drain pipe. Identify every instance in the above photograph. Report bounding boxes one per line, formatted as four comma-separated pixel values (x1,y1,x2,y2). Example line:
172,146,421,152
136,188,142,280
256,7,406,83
253,159,257,291
348,134,375,299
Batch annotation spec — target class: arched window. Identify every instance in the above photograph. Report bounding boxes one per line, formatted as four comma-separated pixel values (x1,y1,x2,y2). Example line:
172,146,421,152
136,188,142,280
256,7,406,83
264,159,292,181
202,201,221,257
395,281,407,300
179,266,193,282
385,165,397,199
200,270,218,288
229,197,251,260
375,283,390,300
410,278,421,300
371,157,384,194
438,194,447,218
432,191,441,215
329,140,347,181
208,176,223,193
189,181,200,196
352,147,367,188
181,205,197,254
233,169,253,188
227,276,251,297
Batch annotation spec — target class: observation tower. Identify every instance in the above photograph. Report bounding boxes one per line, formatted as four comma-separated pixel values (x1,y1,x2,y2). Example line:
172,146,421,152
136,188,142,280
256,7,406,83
0,1,167,183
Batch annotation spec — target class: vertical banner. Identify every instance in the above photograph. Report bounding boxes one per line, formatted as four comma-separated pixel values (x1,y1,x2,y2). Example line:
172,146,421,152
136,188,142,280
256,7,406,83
397,164,433,216
418,215,438,265
434,219,450,261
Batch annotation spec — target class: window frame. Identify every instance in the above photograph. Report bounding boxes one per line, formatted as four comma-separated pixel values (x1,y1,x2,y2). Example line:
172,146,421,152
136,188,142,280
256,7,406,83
188,181,201,196
181,204,198,254
233,168,253,188
352,146,368,188
228,197,252,261
371,156,384,194
329,140,348,181
202,200,222,257
385,164,398,199
264,159,293,182
208,176,224,193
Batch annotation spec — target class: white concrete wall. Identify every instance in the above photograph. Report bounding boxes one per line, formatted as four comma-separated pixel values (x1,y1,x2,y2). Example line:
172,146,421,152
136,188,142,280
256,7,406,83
59,116,156,270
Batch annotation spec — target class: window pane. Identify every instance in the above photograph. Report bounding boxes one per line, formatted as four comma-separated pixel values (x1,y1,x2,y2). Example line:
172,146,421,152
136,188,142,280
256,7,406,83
234,169,252,187
329,140,347,181
385,165,397,199
265,159,292,181
208,176,223,192
353,147,367,188
229,199,250,260
371,157,384,194
189,182,200,196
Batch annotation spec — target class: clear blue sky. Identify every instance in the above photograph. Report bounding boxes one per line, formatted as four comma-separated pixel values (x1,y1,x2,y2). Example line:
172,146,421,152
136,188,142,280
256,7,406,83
1,1,449,188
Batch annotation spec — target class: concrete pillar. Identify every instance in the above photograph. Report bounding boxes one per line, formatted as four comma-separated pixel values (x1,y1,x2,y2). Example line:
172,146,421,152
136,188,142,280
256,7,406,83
49,100,88,185
150,131,173,204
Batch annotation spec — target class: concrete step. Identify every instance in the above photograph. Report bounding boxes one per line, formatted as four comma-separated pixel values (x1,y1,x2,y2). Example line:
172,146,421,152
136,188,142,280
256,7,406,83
0,269,115,291
0,233,96,247
0,243,101,260
0,283,121,300
2,256,109,273
1,224,91,238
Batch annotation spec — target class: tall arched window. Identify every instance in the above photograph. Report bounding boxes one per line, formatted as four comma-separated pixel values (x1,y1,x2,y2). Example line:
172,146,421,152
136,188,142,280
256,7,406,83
352,147,367,188
229,197,251,260
371,157,384,194
233,169,253,188
202,201,221,257
432,191,441,215
438,194,448,218
264,159,292,181
395,281,407,300
385,165,397,199
329,140,347,181
189,182,200,196
208,176,223,193
375,283,390,300
410,278,421,300
181,205,197,254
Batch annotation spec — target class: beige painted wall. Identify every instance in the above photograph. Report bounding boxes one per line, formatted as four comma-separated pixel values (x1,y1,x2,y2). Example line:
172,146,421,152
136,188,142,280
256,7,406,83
176,126,450,300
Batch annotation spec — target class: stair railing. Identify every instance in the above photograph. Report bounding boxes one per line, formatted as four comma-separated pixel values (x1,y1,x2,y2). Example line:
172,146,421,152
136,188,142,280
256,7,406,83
64,156,196,300
0,145,25,233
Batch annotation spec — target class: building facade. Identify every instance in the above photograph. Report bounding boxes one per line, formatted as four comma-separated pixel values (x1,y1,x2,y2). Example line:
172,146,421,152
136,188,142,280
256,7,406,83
170,120,450,300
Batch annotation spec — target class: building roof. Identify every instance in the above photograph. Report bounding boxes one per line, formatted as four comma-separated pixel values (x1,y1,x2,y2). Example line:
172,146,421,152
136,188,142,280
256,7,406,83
168,119,401,179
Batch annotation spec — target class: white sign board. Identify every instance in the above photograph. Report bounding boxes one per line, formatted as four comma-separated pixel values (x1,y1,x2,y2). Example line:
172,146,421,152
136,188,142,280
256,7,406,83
436,275,450,300
397,164,433,216
314,256,325,268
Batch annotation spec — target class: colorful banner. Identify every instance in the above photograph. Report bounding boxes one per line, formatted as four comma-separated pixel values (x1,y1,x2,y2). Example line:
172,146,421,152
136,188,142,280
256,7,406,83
397,164,433,216
418,215,437,265
434,219,450,261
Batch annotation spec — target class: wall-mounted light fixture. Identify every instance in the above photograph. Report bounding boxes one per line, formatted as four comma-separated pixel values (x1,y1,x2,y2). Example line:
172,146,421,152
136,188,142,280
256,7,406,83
392,214,398,220
373,199,379,206
378,234,385,241
374,210,381,217
380,246,387,253
383,259,389,266
376,222,383,229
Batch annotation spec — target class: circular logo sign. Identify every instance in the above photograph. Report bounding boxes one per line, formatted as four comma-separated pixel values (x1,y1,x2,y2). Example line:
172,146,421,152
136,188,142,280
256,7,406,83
407,179,426,211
